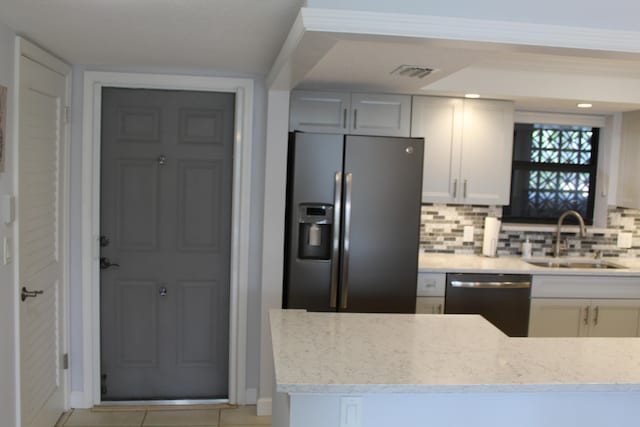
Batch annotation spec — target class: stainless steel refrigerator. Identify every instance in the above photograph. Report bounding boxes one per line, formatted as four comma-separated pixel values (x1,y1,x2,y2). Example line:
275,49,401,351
283,132,424,313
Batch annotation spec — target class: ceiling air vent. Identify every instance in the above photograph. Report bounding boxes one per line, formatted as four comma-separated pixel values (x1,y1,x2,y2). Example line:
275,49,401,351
390,65,435,79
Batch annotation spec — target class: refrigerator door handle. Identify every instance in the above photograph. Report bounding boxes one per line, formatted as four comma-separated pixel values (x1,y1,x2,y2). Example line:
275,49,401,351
329,172,342,308
340,172,353,309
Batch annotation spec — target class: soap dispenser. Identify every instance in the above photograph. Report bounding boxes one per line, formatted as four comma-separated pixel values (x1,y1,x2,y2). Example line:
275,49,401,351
521,238,532,259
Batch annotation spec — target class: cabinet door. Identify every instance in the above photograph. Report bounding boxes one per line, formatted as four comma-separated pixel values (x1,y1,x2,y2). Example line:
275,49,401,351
350,93,411,137
460,99,514,205
289,90,350,133
416,297,445,314
616,110,640,208
589,299,640,337
529,299,589,337
411,96,463,203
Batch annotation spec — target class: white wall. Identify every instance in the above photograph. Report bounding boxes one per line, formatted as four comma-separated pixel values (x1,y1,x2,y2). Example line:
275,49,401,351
67,65,267,402
0,21,18,427
257,90,289,415
306,0,640,31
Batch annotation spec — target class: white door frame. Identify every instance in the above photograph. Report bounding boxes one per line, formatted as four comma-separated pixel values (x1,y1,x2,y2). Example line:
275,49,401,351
80,71,253,406
15,36,72,422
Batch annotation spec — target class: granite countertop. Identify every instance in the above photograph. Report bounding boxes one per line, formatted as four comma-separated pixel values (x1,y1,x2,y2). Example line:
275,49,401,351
270,309,640,394
419,253,640,276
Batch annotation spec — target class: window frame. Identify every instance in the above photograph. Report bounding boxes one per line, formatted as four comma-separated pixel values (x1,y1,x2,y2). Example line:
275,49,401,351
502,124,600,225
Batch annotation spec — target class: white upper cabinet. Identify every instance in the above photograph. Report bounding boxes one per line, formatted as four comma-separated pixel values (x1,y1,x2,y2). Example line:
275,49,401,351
349,93,411,136
616,110,640,208
289,90,351,134
412,96,515,205
289,90,411,137
460,99,515,205
411,97,463,203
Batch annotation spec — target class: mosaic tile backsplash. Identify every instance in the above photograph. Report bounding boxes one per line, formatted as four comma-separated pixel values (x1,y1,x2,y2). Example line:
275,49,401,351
420,204,640,258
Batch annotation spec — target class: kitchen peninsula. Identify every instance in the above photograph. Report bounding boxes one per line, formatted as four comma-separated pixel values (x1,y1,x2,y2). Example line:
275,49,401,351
270,309,640,427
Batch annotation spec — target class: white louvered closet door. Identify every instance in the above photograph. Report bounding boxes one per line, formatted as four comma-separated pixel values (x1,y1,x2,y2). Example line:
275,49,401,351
19,55,67,427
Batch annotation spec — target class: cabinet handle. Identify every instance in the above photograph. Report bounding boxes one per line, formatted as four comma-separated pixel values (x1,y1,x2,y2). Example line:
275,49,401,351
353,109,358,129
437,304,442,314
343,108,347,129
453,179,458,198
594,306,599,326
584,305,590,326
463,179,468,198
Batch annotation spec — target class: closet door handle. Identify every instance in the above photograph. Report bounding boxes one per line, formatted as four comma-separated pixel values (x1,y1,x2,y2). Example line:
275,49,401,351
594,306,599,326
353,109,358,130
343,108,347,129
452,179,458,198
463,179,468,198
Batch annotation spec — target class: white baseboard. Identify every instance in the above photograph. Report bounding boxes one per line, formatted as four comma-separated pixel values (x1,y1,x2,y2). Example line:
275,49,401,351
70,391,92,409
245,388,258,405
256,397,272,416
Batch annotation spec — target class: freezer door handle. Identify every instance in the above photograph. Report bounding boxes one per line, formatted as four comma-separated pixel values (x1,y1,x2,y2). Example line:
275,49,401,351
330,172,342,308
340,172,353,309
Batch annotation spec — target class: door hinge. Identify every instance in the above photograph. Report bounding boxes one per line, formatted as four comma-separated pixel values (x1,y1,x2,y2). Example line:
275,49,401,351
64,106,70,125
62,353,69,370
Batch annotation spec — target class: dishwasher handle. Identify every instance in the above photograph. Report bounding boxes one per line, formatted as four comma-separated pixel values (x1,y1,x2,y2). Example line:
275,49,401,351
449,280,531,289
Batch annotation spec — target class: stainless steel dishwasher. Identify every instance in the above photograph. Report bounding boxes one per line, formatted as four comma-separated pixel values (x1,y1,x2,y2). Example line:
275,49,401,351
444,273,532,337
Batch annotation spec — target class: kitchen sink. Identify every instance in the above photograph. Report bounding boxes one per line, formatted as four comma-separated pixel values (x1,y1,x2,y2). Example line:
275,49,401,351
525,258,627,269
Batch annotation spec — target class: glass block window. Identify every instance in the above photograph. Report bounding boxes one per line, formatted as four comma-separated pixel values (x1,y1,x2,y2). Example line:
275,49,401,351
503,123,599,224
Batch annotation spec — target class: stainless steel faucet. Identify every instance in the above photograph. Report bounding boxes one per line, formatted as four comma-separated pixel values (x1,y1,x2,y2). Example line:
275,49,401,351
554,210,587,257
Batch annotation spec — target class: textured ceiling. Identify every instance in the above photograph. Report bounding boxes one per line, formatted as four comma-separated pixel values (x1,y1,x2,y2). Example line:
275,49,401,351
0,0,304,73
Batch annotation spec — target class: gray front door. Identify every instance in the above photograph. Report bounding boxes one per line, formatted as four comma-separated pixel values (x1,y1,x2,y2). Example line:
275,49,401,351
99,88,234,400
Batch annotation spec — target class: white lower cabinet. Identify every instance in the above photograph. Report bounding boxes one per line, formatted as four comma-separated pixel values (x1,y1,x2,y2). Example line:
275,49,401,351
529,274,640,337
529,298,640,337
416,297,445,314
416,273,445,314
529,299,588,337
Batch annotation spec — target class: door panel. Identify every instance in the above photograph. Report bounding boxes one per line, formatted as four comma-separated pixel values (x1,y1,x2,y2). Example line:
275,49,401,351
100,88,234,400
115,281,158,367
342,135,423,313
19,55,67,427
116,159,159,249
177,281,222,366
177,160,223,251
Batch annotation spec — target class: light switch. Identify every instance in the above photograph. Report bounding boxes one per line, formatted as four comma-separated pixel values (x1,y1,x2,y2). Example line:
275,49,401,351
617,232,633,249
463,226,474,242
340,397,362,427
1,195,15,225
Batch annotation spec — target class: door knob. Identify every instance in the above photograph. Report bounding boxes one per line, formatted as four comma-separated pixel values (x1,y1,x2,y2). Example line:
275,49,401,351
21,287,43,302
100,257,120,270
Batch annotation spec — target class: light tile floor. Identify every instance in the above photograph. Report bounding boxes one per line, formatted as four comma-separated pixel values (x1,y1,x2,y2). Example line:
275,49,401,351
57,405,271,427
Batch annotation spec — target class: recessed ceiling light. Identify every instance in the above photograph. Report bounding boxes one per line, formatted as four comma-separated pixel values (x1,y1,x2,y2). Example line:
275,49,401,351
577,103,593,108
465,93,481,99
